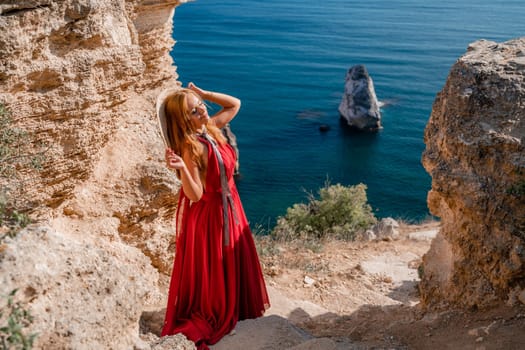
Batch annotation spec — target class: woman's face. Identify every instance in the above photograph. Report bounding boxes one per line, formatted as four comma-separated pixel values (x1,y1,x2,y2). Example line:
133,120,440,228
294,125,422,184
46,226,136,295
186,94,208,130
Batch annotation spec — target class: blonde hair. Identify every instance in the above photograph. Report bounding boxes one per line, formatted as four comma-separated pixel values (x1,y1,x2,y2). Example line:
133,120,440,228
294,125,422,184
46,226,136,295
164,88,226,171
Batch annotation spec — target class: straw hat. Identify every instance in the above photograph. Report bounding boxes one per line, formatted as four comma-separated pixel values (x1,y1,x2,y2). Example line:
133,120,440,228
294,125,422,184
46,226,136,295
155,87,180,147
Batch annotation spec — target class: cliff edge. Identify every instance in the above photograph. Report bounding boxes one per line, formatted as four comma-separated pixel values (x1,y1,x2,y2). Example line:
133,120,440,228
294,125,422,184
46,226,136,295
1,1,188,349
421,38,525,309
0,0,184,272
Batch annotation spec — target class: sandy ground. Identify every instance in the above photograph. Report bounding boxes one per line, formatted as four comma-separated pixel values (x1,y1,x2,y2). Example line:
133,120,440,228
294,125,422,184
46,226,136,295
209,222,525,350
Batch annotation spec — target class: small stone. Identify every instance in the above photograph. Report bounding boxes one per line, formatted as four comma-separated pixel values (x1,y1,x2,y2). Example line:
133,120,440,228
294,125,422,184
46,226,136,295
468,328,480,336
357,230,376,241
303,276,315,287
372,217,400,240
518,289,525,305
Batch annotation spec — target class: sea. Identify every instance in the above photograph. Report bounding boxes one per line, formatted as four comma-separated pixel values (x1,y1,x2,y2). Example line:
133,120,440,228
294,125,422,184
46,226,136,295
170,0,524,229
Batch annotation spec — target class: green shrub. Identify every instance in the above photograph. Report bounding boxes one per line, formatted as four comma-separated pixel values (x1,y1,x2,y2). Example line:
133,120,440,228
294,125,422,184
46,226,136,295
0,105,40,348
507,180,525,196
0,289,37,350
505,168,525,196
0,103,45,242
0,194,31,241
271,182,377,242
0,105,44,178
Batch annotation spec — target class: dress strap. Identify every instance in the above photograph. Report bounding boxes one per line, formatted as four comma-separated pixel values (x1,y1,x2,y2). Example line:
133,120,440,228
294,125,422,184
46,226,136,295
198,132,239,246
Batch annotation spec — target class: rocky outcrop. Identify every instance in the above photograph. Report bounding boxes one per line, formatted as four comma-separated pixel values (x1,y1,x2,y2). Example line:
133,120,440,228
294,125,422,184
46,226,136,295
420,38,525,309
0,0,184,265
0,0,190,348
338,64,382,131
0,226,163,349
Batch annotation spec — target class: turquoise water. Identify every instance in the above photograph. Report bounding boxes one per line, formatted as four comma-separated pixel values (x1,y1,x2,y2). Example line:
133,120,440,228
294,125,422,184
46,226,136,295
170,0,524,227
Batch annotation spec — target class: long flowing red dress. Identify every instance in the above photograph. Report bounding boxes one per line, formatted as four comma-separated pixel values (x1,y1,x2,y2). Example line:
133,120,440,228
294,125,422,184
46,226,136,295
161,135,270,349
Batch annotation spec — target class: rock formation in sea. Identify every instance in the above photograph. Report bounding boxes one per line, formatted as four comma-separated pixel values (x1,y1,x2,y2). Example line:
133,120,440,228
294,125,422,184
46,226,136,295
420,38,525,309
338,64,382,131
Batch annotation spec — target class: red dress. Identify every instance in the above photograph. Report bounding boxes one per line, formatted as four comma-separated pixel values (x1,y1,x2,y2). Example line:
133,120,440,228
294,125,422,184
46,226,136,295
161,135,270,349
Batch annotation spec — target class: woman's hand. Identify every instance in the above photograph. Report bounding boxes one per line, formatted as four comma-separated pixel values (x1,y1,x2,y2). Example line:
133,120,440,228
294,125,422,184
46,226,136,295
165,148,185,171
188,82,207,96
166,147,204,202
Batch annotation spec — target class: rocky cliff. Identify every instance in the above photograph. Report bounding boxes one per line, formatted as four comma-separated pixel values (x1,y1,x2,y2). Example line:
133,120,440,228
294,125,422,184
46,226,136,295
0,0,183,269
421,38,525,309
0,1,190,349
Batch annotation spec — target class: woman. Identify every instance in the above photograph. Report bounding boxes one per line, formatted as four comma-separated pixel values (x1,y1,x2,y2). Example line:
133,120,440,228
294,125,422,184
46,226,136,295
156,82,270,349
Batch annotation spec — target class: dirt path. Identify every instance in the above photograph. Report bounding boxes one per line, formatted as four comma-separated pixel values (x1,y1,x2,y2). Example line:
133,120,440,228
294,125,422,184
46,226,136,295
211,223,525,350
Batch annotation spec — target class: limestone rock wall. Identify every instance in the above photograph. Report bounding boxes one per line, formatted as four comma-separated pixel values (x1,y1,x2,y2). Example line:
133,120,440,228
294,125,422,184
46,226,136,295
0,226,163,349
0,0,191,348
421,38,525,308
0,0,179,206
0,0,184,269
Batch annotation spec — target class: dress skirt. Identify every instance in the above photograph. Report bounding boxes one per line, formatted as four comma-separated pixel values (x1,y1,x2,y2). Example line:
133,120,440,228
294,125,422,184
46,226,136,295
161,137,270,349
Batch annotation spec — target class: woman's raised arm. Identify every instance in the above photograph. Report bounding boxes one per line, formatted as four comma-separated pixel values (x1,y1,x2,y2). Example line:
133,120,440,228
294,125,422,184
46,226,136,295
188,82,241,128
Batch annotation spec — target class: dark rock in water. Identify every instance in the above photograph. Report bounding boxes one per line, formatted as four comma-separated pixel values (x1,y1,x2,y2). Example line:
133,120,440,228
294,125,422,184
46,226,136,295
319,124,330,132
338,64,382,131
